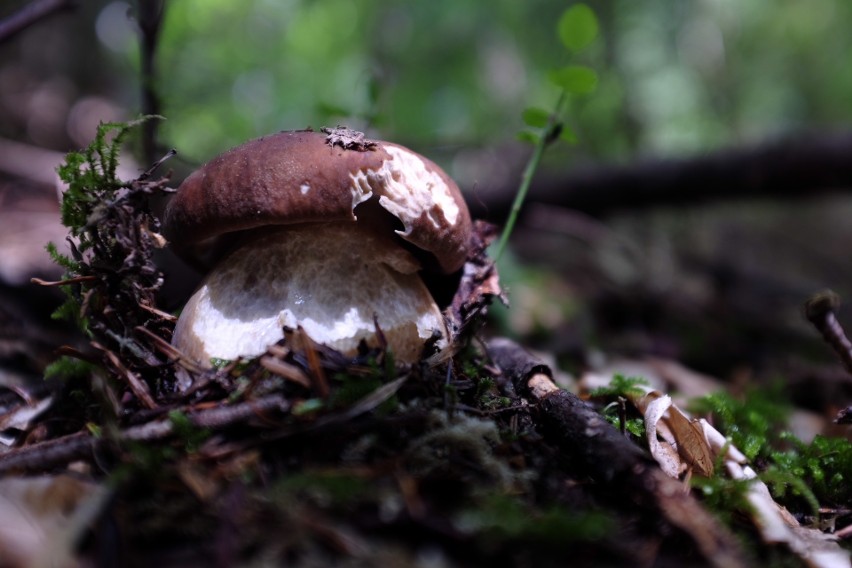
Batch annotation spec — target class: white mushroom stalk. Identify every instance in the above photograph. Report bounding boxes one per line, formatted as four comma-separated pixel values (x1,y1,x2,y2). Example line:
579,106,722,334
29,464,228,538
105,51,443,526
172,224,447,364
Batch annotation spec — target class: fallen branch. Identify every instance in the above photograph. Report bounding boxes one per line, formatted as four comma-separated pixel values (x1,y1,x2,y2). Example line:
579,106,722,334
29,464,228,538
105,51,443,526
0,394,291,474
485,337,749,568
469,131,852,220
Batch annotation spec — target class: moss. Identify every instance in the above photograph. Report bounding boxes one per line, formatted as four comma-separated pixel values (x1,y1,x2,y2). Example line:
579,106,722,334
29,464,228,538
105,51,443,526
588,374,649,399
43,356,97,381
689,385,852,521
50,117,163,332
689,384,791,462
589,374,649,438
456,492,613,546
272,470,376,509
769,434,852,509
402,410,527,496
168,410,211,454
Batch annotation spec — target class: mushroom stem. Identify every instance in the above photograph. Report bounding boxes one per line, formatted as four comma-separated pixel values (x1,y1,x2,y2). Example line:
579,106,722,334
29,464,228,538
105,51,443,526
172,223,447,366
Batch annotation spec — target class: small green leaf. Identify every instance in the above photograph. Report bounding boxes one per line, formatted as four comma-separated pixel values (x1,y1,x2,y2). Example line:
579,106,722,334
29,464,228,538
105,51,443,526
521,107,550,128
557,4,599,53
548,65,598,95
293,398,324,416
559,124,578,144
516,130,541,144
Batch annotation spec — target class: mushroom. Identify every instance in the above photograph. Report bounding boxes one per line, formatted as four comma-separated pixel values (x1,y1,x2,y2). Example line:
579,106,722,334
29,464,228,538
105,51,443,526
163,128,472,366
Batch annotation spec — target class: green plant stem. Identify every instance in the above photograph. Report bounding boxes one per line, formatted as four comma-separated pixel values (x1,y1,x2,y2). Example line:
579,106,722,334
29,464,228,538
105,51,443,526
493,92,567,262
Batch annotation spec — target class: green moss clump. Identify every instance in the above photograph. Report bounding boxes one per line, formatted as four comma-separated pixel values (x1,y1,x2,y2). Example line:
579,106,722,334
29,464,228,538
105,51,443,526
769,434,852,509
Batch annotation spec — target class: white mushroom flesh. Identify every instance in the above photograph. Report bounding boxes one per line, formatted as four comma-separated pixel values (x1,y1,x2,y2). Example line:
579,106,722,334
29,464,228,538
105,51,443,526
349,146,460,236
172,224,447,366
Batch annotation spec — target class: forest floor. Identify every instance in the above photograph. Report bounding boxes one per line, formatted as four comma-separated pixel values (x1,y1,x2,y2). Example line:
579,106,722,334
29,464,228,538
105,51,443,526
0,134,850,567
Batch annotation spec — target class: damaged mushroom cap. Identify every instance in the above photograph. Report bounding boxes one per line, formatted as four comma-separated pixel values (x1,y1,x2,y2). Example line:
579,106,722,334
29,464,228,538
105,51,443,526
164,129,473,366
164,129,471,274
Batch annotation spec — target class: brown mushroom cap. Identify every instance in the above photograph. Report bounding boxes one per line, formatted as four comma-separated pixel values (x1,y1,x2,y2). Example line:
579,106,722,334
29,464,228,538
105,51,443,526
163,129,472,274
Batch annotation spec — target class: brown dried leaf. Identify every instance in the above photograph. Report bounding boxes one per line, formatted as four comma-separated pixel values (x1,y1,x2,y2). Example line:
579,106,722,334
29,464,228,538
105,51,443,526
259,356,311,389
285,327,329,397
666,404,715,477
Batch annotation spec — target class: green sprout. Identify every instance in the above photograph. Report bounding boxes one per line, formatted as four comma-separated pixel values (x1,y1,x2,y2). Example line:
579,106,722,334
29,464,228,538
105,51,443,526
493,3,600,262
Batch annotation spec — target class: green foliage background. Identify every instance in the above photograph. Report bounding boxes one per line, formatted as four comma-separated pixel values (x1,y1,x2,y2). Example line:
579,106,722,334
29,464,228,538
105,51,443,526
80,0,852,166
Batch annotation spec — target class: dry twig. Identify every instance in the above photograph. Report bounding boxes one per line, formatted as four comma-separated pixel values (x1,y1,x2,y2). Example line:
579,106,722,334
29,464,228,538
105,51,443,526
0,394,291,475
0,0,75,44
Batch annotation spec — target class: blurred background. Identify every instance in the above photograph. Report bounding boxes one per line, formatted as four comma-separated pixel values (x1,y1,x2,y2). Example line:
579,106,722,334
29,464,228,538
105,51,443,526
3,0,852,423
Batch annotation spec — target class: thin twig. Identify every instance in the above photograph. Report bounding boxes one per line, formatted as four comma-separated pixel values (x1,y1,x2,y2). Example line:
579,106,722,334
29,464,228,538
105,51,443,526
31,275,97,287
138,148,176,181
93,341,158,409
0,394,291,474
259,356,312,389
135,302,177,322
133,326,206,375
0,431,94,474
0,0,75,44
135,0,166,165
803,291,852,423
804,290,852,376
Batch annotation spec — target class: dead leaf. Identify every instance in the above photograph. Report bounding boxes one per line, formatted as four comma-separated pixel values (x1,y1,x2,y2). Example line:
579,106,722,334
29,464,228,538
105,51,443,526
665,404,714,477
0,475,108,568
0,397,53,447
642,393,684,478
594,371,851,568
